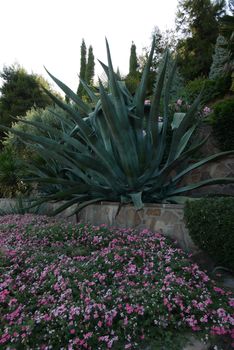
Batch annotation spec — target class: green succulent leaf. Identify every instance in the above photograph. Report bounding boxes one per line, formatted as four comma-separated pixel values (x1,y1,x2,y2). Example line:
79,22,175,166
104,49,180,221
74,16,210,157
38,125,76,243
79,77,99,104
171,113,186,130
167,177,234,196
130,192,143,210
3,38,233,215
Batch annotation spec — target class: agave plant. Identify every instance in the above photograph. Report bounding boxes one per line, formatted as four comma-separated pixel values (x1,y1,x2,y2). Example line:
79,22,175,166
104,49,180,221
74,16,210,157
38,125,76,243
1,38,233,215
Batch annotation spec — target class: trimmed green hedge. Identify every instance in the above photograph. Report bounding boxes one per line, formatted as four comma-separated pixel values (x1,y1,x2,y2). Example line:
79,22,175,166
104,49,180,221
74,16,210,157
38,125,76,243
184,198,234,270
211,98,234,151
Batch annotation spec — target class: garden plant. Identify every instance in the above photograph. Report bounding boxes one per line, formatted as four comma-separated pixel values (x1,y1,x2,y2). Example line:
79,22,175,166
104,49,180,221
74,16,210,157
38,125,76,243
0,215,233,349
1,38,233,215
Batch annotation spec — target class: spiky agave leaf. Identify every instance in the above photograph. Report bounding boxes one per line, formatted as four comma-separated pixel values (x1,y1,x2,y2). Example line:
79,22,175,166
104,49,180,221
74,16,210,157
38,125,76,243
1,38,233,215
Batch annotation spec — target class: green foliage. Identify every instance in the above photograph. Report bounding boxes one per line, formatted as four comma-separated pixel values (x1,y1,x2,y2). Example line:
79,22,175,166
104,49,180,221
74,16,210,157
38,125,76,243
0,64,53,143
77,39,87,97
183,76,232,105
1,39,234,215
209,35,230,80
176,0,226,81
211,98,234,151
3,105,74,160
85,45,95,86
125,74,141,95
137,28,179,97
0,147,28,198
184,197,234,269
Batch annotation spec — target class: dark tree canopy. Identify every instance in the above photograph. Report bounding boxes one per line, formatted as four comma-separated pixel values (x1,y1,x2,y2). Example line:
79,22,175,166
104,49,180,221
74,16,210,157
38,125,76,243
219,0,234,72
176,0,226,81
0,64,53,142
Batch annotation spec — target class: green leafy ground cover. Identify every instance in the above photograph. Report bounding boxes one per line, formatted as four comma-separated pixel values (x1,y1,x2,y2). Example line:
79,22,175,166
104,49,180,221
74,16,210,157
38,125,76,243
0,215,233,349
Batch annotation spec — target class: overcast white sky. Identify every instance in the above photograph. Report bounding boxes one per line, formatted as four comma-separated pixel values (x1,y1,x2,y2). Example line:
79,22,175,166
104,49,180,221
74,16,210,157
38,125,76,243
0,0,178,93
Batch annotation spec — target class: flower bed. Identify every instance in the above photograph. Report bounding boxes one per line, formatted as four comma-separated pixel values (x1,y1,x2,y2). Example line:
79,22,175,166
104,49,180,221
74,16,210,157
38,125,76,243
0,215,233,349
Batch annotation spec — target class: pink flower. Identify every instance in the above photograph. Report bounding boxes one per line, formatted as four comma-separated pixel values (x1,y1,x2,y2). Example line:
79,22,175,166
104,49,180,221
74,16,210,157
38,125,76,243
211,326,228,335
124,316,128,325
217,308,226,317
99,335,109,342
135,305,144,315
84,332,93,339
8,298,17,306
213,286,225,295
200,315,208,323
127,264,137,274
126,303,134,314
0,289,10,303
176,99,183,106
203,106,212,116
70,329,76,334
0,333,11,344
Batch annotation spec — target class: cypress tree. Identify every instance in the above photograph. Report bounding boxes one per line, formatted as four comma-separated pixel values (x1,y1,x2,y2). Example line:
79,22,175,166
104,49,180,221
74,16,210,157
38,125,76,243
77,39,87,97
129,41,138,76
125,42,141,94
85,46,95,85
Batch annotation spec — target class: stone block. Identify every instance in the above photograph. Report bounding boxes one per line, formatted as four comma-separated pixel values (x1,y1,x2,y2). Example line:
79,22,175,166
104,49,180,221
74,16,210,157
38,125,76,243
145,208,161,216
160,210,180,224
116,207,142,227
210,162,232,178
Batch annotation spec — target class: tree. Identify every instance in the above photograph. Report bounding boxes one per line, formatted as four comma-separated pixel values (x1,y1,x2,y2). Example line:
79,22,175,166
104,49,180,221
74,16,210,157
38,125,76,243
209,35,230,79
77,39,87,97
137,28,179,97
0,64,53,143
85,45,95,86
218,1,234,90
129,41,138,76
125,42,140,94
176,0,226,81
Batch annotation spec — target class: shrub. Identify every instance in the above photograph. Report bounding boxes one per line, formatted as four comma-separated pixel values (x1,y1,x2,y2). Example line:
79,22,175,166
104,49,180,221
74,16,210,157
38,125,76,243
0,147,28,198
183,76,231,105
211,98,234,151
184,197,234,269
183,78,215,103
125,74,141,95
3,105,74,160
